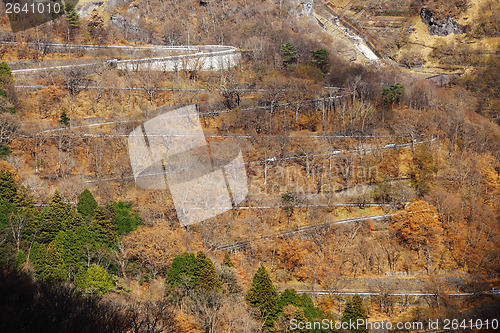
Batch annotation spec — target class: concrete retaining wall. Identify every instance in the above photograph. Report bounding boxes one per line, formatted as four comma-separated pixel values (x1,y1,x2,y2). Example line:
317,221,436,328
114,49,241,71
4,42,241,73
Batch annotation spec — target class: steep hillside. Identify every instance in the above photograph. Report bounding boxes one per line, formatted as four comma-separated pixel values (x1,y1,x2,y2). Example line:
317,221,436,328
316,0,499,118
0,0,499,331
317,0,499,68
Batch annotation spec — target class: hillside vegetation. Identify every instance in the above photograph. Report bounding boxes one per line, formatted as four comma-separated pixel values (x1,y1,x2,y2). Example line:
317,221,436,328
0,0,499,331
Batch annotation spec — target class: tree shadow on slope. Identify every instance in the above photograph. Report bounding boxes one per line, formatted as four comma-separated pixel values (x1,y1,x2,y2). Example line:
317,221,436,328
0,266,130,333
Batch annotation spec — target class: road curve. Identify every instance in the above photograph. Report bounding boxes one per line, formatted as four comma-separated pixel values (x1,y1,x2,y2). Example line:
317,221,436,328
4,42,240,74
216,213,393,252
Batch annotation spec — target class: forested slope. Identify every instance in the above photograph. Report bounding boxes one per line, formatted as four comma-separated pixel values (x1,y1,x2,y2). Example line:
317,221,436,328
0,0,498,331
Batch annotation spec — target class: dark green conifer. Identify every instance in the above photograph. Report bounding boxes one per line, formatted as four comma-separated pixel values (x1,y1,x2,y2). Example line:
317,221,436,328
77,189,97,219
195,251,211,276
39,190,73,242
28,242,45,266
52,230,84,270
293,308,308,332
197,266,221,291
279,288,299,309
0,169,17,203
37,243,68,283
167,251,221,292
245,265,279,327
58,110,71,127
74,265,88,289
0,63,14,114
14,185,33,208
195,253,221,291
311,48,329,72
0,144,11,157
106,201,142,235
0,62,13,86
64,4,80,28
166,252,197,289
382,83,405,105
92,206,117,248
281,42,298,66
14,250,26,270
0,198,16,228
74,224,96,250
341,294,369,333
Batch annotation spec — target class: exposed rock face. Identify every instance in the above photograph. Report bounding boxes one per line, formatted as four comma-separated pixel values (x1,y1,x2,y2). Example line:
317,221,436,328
420,8,463,36
109,14,141,36
77,2,104,18
290,0,313,17
300,0,314,16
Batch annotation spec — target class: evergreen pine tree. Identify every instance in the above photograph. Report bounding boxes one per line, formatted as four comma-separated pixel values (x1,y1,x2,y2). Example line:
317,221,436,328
0,62,12,77
293,308,308,333
65,4,80,28
279,288,299,309
74,224,96,260
92,206,117,248
52,230,84,270
14,185,33,208
297,293,325,323
77,189,97,219
12,186,38,244
195,253,221,291
37,243,68,283
341,294,369,333
58,110,71,127
28,242,45,266
194,251,210,278
166,252,198,289
0,62,13,86
311,48,329,72
14,250,26,270
87,264,113,295
93,205,108,222
0,62,14,114
166,251,221,292
106,201,142,235
281,42,298,66
0,169,17,203
39,190,73,242
74,265,88,289
197,266,221,291
18,206,40,244
382,83,405,105
0,197,16,228
245,265,279,328
223,252,235,267
0,144,11,157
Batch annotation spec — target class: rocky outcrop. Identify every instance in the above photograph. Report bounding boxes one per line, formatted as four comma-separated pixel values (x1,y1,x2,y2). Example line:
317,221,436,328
420,8,463,36
77,1,104,18
109,13,141,36
300,0,313,16
290,0,313,17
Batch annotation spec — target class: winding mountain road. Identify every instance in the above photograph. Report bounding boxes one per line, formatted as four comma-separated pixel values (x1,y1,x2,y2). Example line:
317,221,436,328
3,42,240,74
216,213,393,252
